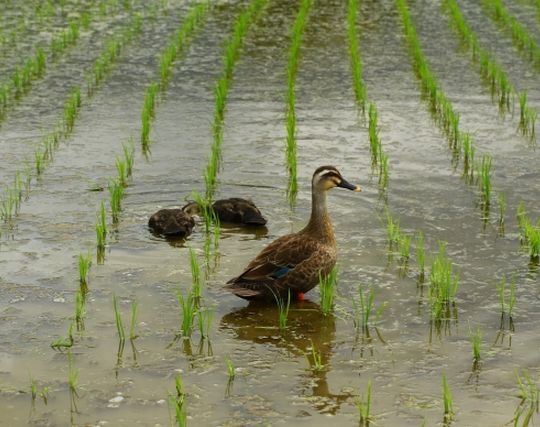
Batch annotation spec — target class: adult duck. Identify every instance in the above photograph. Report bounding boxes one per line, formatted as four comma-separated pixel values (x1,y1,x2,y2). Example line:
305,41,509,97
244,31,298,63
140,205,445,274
225,166,360,300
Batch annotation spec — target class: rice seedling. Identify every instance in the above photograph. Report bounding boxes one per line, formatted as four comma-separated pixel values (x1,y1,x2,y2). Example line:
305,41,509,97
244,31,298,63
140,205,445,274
385,208,400,247
115,158,128,187
442,373,454,422
225,357,235,380
274,290,291,331
108,178,125,224
368,103,381,165
347,0,366,112
140,81,157,150
497,191,506,226
378,148,389,192
112,293,126,341
122,138,135,177
96,201,107,251
178,290,196,338
356,379,372,427
352,284,386,333
197,307,213,339
429,242,460,320
319,266,338,315
67,351,79,398
479,154,492,206
34,149,46,176
189,247,201,298
39,386,49,405
399,234,411,260
469,324,481,366
169,374,187,427
129,300,138,341
514,369,539,427
497,276,517,321
30,377,37,402
0,188,17,222
74,289,85,332
305,340,324,371
416,230,425,279
51,322,74,350
517,204,540,259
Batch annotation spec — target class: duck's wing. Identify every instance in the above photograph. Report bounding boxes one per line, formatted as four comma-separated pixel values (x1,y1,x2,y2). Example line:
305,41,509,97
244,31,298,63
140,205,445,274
225,234,332,299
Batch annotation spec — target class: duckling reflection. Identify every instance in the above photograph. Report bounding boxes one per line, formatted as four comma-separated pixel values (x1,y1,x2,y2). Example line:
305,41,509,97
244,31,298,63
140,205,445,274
220,300,352,414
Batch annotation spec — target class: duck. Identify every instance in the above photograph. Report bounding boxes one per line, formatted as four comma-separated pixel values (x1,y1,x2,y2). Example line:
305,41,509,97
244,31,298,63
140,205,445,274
148,208,195,238
182,197,267,226
225,166,361,300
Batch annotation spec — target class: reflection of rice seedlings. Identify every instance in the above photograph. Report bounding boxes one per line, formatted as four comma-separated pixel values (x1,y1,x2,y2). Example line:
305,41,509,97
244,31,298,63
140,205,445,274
112,293,126,341
34,148,46,175
129,301,138,340
356,379,372,427
189,247,201,298
442,373,454,422
416,230,425,279
178,290,196,338
347,0,366,111
319,266,338,315
513,369,539,427
141,82,157,150
75,289,85,331
274,290,291,331
305,340,324,371
197,307,213,339
96,201,107,250
352,284,386,332
68,352,79,397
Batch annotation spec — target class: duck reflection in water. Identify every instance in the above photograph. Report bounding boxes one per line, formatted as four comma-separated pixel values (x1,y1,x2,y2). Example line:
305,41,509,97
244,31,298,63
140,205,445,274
220,299,353,414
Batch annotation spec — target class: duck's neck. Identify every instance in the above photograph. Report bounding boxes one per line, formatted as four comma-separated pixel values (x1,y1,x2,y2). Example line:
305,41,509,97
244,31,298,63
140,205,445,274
300,188,336,245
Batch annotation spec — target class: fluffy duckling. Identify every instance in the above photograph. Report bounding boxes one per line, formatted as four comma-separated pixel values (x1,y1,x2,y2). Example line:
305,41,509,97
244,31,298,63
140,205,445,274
225,166,360,300
182,197,267,226
148,208,195,238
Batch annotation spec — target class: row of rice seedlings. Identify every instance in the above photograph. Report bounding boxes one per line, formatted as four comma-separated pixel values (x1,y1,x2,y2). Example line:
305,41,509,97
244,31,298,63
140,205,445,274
205,0,267,199
0,174,24,222
140,3,208,152
442,373,455,423
304,340,324,371
429,241,460,321
285,0,311,201
0,14,145,229
347,0,367,112
496,276,517,319
516,203,540,260
351,284,387,333
443,0,537,138
87,13,143,95
514,369,539,426
319,266,338,315
396,0,499,208
356,379,372,427
483,0,540,69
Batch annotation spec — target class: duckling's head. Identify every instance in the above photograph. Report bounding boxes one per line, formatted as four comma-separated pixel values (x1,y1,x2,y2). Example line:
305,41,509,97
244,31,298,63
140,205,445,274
312,166,361,193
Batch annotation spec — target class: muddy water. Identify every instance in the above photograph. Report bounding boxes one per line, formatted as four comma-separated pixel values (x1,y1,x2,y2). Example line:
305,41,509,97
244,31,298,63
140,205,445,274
1,0,539,425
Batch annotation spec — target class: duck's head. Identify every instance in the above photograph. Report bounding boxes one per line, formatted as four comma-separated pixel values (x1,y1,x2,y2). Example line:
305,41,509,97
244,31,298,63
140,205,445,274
312,165,361,193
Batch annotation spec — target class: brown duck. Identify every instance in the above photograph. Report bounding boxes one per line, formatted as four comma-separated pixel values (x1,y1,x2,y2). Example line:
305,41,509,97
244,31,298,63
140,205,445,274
148,208,195,238
182,198,267,226
225,166,361,300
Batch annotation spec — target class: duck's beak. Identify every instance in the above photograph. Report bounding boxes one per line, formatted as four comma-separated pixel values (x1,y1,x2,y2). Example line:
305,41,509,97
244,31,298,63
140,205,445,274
338,178,361,192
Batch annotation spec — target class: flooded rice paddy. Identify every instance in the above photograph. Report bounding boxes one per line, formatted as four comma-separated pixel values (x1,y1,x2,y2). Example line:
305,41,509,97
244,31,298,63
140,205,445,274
1,0,539,425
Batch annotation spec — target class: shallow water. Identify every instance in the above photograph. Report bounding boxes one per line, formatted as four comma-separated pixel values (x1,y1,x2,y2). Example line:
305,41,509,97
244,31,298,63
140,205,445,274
1,0,539,426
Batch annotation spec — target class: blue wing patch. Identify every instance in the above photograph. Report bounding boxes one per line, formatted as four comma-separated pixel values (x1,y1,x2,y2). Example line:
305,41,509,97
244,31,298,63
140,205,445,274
270,264,294,279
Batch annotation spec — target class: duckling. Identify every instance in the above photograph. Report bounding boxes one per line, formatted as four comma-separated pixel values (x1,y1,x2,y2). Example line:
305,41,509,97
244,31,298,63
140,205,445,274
148,208,195,238
225,166,361,300
182,197,267,226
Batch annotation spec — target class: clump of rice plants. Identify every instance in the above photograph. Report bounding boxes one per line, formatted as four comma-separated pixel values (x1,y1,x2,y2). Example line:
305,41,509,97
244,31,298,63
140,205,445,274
274,290,291,331
319,266,338,315
67,351,79,407
108,178,125,224
399,234,411,261
178,290,196,339
189,247,201,298
442,373,454,423
197,307,213,339
385,208,400,248
169,373,187,427
496,276,517,320
129,300,138,341
95,201,107,256
513,369,540,426
479,154,492,206
351,284,386,334
469,324,482,368
356,380,372,427
347,0,366,112
63,87,81,134
429,241,460,320
516,203,540,260
122,138,135,177
140,81,157,151
74,289,85,332
112,293,126,341
368,103,381,166
304,340,324,371
51,321,74,350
